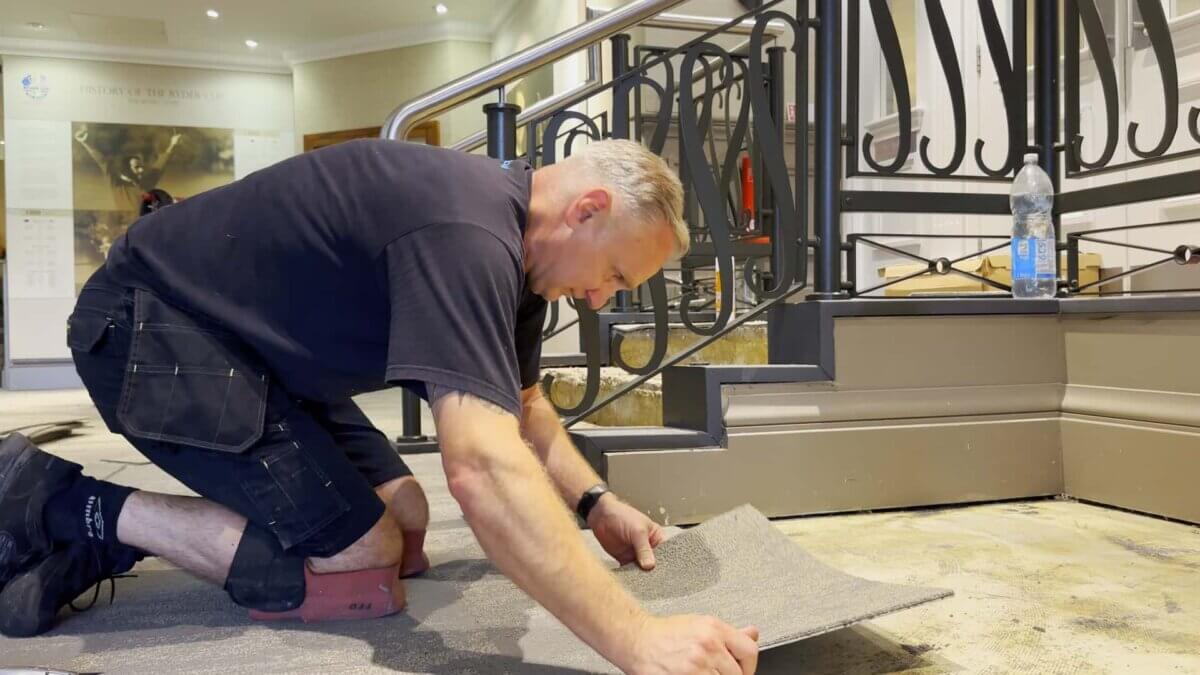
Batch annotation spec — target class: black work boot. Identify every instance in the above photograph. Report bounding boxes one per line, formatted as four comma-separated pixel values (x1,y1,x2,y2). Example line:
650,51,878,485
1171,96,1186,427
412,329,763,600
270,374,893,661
0,433,83,587
0,541,139,637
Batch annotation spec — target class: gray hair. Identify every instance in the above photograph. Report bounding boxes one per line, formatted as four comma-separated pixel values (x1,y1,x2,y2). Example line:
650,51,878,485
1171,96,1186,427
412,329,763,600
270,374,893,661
559,139,689,259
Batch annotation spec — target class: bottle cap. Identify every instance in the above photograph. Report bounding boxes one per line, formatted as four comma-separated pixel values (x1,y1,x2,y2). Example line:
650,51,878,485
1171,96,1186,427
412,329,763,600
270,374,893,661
1024,152,1039,165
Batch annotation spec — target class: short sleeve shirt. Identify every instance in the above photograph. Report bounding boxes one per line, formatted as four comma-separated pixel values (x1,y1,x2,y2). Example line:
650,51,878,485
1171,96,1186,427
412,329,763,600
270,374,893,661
105,140,547,416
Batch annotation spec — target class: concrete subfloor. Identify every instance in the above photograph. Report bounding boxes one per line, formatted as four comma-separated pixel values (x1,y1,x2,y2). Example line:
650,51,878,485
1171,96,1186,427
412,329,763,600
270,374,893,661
1,387,1198,674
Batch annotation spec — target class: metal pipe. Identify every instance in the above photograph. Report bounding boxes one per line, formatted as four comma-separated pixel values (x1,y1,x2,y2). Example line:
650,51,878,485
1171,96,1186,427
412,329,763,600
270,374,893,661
813,0,843,297
766,45,786,284
454,12,776,154
383,0,690,141
453,43,603,153
587,7,789,36
454,6,778,154
610,32,636,313
397,388,428,445
485,102,521,160
1034,0,1061,282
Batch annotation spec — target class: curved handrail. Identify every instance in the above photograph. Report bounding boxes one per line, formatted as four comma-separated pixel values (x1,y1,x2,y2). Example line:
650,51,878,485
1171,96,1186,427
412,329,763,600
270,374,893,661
381,0,690,142
450,8,786,153
452,44,603,153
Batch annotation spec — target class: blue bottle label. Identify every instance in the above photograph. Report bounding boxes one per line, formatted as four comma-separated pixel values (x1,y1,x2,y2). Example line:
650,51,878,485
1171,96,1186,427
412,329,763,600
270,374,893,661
1012,237,1055,280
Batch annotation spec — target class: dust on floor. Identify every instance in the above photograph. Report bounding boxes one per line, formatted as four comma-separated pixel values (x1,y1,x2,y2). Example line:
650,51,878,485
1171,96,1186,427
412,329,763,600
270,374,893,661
1,388,1198,673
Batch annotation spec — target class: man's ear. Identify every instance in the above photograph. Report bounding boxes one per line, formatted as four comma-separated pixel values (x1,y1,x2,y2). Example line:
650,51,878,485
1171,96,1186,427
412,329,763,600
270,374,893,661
565,188,613,228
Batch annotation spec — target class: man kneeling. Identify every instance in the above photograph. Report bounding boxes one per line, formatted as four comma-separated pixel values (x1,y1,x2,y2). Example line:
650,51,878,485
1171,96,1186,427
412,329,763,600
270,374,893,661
0,139,759,675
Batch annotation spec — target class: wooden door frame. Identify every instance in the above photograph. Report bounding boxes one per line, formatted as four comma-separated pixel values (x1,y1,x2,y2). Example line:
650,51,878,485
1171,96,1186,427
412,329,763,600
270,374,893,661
302,120,440,152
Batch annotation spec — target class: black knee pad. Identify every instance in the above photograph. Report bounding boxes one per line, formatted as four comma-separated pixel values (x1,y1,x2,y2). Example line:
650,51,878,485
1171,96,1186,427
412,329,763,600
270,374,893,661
224,522,306,612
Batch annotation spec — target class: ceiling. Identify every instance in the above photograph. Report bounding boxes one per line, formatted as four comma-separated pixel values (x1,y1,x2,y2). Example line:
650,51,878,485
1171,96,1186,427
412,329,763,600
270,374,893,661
0,0,515,69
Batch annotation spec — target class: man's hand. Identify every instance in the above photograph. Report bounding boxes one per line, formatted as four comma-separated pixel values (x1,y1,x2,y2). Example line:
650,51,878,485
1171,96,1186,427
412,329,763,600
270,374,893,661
588,494,666,570
626,616,760,675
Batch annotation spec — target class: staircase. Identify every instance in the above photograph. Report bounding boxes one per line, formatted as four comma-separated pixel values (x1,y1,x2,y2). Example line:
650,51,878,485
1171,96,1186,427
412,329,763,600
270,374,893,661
384,0,1200,527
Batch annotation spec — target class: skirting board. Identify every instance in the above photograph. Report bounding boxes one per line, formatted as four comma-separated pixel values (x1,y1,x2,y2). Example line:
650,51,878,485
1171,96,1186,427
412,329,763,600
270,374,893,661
1062,413,1200,525
606,413,1064,526
1,361,83,390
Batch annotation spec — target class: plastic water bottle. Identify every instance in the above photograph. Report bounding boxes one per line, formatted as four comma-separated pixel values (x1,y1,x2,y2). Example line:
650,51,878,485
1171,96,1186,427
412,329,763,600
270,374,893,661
1009,153,1057,298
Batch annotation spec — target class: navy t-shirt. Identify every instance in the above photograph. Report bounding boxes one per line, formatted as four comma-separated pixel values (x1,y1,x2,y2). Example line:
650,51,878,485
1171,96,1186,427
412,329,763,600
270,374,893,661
105,139,547,416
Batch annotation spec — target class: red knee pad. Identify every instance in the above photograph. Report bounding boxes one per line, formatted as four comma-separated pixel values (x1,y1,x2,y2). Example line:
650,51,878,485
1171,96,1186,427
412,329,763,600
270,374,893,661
249,563,406,623
400,529,430,578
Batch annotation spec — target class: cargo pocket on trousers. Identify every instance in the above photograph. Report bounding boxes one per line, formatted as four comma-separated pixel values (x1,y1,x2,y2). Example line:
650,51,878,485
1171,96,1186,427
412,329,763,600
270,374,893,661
67,309,114,354
241,429,351,553
117,289,269,454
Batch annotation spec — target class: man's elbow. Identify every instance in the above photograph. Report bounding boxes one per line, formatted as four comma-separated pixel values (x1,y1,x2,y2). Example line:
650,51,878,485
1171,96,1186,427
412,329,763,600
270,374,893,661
441,440,512,513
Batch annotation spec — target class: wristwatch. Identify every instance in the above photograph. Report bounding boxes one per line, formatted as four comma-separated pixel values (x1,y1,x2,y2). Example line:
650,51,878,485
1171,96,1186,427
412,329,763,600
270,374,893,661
576,483,611,522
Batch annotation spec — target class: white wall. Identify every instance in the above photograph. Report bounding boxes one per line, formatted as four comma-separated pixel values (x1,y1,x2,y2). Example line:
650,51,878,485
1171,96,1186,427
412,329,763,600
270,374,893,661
293,40,494,146
492,0,588,110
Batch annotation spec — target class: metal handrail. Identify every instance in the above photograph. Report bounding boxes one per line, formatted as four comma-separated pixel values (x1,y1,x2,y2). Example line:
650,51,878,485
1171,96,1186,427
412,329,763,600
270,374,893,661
451,6,786,153
452,43,603,153
587,7,789,36
381,0,690,142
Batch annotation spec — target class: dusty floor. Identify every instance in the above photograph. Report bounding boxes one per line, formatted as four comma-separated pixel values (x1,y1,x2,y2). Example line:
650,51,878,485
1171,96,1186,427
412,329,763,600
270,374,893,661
1,388,1198,674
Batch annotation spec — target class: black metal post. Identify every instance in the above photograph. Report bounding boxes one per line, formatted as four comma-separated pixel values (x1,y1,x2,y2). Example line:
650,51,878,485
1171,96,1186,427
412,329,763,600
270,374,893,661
812,0,845,298
610,33,636,313
611,33,631,92
398,93,521,450
484,101,522,161
1067,233,1080,291
395,389,428,444
1034,0,1062,284
395,386,428,445
766,45,786,283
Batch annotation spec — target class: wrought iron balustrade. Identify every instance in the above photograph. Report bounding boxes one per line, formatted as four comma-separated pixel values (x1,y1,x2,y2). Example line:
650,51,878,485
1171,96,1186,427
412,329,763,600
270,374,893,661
385,0,1200,437
840,0,1199,298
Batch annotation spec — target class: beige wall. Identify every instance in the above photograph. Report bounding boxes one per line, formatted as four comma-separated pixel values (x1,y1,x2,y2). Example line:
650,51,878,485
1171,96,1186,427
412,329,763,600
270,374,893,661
1,82,5,255
292,40,494,147
492,0,587,111
0,159,6,259
1,81,5,255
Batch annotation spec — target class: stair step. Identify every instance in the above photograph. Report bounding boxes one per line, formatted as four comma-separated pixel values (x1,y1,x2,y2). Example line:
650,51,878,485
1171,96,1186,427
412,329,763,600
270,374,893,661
546,362,830,430
544,367,663,426
612,320,767,367
568,426,719,470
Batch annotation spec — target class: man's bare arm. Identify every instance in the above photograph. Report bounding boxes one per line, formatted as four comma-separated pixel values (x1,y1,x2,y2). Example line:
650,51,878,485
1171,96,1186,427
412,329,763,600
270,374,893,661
428,385,648,670
518,385,606,510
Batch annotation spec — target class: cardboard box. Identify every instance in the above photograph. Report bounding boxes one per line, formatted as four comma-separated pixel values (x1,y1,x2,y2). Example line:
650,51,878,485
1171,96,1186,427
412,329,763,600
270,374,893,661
879,253,1103,297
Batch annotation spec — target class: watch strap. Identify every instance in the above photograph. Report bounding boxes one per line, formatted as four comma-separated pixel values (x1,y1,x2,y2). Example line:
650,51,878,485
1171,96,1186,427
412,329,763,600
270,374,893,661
576,483,610,522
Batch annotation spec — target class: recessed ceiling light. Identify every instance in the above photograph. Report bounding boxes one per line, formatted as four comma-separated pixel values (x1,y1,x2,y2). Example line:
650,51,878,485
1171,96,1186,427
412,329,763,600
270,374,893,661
245,39,258,49
27,22,47,30
435,3,448,15
206,9,220,19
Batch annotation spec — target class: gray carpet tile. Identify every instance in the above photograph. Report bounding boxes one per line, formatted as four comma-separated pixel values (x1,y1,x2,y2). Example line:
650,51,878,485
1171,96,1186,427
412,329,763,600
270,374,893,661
0,506,948,674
